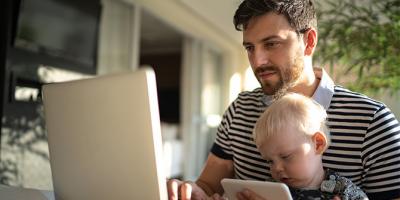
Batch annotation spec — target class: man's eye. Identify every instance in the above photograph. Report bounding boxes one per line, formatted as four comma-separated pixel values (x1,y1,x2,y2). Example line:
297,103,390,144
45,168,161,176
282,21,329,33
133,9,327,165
265,41,280,48
282,154,291,160
244,45,254,52
265,160,273,164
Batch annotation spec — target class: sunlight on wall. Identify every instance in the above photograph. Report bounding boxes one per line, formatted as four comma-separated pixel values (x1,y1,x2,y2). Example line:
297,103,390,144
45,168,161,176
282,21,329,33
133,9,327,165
206,114,222,128
202,85,222,128
202,85,220,117
37,65,92,83
229,73,242,103
228,67,259,104
244,66,259,91
14,86,39,102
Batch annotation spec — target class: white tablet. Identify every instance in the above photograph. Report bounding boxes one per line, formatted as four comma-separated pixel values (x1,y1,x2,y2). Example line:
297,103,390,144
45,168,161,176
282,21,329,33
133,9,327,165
221,178,293,200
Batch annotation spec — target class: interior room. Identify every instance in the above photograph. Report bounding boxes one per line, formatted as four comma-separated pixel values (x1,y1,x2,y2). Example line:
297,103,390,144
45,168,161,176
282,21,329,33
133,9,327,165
0,0,399,198
0,0,248,191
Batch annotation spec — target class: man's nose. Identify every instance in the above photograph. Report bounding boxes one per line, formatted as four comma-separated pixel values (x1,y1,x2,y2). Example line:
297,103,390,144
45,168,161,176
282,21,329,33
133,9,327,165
252,47,270,68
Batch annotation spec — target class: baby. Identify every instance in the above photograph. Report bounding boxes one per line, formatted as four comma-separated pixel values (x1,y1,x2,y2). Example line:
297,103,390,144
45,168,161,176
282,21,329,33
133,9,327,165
253,93,368,200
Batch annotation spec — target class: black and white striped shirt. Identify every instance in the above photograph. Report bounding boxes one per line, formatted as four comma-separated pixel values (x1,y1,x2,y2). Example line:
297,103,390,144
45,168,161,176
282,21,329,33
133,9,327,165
211,69,400,200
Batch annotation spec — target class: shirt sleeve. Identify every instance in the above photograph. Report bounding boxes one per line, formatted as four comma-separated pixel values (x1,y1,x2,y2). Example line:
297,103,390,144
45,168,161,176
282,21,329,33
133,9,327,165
362,104,400,199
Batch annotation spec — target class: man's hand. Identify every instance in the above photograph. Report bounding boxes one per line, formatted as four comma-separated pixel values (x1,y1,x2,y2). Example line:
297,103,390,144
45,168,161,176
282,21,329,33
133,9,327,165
167,153,234,200
167,179,210,200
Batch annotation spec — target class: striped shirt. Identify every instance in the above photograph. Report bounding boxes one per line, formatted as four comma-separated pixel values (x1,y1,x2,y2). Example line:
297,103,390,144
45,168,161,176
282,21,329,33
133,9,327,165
211,69,400,200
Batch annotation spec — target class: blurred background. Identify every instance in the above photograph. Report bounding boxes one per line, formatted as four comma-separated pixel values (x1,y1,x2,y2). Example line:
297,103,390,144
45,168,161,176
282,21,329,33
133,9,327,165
0,0,398,190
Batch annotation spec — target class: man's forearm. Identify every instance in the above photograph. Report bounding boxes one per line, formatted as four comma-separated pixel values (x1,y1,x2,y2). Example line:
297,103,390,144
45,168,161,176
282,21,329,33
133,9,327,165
195,153,235,196
195,179,217,196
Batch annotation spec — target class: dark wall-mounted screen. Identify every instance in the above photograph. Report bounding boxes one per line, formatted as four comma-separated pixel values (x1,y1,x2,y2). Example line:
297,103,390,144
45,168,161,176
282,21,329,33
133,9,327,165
14,0,101,69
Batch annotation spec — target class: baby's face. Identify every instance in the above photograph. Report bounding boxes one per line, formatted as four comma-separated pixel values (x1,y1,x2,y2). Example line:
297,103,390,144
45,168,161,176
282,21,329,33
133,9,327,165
259,127,325,189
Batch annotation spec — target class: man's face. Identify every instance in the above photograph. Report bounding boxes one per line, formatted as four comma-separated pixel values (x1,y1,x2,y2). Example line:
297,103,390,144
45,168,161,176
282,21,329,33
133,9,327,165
243,12,305,97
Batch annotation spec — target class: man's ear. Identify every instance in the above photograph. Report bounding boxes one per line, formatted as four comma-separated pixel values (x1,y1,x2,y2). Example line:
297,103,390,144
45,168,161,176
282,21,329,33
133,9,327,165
303,28,317,56
312,131,327,154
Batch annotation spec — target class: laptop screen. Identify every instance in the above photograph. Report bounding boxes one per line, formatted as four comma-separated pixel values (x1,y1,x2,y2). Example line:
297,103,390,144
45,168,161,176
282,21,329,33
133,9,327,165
42,68,167,199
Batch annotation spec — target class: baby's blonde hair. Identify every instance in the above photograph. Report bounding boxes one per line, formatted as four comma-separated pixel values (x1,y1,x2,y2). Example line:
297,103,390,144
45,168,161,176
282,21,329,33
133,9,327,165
253,93,329,149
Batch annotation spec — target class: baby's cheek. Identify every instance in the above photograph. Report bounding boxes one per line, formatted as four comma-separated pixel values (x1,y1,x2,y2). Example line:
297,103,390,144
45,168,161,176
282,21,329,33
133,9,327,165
271,170,280,180
288,161,309,175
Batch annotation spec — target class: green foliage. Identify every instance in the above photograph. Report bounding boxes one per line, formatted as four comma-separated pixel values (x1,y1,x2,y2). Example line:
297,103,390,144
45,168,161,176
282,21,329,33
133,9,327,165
315,0,400,93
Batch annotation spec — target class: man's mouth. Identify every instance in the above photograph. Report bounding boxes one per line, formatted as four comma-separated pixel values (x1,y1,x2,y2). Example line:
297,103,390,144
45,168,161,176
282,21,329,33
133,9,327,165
258,70,277,80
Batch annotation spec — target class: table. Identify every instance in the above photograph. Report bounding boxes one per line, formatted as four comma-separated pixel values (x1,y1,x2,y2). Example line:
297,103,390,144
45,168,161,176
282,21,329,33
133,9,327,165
0,185,54,200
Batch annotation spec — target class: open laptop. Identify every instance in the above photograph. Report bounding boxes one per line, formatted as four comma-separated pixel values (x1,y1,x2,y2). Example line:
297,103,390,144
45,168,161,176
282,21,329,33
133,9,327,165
42,68,167,200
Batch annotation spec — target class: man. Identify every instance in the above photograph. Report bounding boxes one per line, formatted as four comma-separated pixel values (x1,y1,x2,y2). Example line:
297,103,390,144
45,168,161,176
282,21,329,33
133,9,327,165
168,0,400,199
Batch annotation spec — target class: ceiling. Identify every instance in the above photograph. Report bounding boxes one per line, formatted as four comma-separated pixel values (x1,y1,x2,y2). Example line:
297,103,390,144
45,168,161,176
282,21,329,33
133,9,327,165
140,10,183,55
139,0,243,55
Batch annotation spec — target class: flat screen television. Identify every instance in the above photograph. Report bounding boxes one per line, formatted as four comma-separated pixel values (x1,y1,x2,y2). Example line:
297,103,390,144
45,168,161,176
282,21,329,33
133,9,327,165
13,0,101,71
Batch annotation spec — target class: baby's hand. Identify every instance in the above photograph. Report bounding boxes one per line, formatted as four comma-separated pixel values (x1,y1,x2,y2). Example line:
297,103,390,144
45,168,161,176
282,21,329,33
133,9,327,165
331,196,341,200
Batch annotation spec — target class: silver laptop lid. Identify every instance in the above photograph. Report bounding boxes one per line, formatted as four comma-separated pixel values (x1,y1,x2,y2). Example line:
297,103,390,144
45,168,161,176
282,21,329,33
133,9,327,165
42,68,167,200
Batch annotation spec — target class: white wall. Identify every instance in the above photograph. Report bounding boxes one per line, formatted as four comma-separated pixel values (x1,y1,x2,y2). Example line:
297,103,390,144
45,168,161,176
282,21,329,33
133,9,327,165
177,0,242,43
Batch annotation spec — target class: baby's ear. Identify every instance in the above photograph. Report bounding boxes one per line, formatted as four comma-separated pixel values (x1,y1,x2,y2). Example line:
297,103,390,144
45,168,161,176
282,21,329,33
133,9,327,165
312,131,327,154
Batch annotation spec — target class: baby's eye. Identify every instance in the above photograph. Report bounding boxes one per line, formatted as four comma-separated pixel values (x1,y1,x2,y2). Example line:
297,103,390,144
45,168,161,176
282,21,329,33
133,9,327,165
281,154,291,160
265,159,273,164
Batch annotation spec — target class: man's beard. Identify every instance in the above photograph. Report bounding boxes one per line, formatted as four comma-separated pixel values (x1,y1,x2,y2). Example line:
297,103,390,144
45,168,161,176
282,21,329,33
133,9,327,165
255,51,304,100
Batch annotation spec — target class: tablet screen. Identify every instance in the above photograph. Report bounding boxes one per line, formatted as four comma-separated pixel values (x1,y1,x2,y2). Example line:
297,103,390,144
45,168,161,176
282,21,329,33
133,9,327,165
221,179,292,200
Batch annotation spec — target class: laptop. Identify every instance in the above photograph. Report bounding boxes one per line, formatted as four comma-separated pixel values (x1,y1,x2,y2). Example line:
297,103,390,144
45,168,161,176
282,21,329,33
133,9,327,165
42,68,167,200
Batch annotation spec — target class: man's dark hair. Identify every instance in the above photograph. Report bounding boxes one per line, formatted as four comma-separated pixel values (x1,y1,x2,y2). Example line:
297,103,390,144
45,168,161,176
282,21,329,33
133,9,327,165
233,0,317,33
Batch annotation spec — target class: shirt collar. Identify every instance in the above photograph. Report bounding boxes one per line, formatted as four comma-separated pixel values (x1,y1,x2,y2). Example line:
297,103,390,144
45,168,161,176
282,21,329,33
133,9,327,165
312,68,335,110
262,68,335,109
